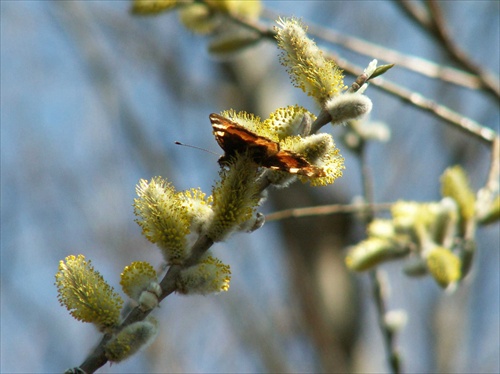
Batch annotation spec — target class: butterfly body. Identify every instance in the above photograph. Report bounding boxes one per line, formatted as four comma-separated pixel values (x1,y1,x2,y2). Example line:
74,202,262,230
210,113,324,177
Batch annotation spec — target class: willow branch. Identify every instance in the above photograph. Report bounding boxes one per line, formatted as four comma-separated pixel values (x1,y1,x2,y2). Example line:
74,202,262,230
77,234,214,373
265,202,393,222
360,72,497,145
74,170,286,372
370,270,402,373
224,9,497,145
356,129,401,373
262,8,486,94
395,0,500,101
485,136,500,193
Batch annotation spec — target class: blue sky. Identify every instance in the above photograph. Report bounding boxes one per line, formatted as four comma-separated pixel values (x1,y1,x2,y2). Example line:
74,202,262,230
2,1,499,373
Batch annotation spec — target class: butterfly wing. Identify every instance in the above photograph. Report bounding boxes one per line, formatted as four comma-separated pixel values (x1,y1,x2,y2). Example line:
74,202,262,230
209,113,324,177
264,151,325,177
210,113,279,163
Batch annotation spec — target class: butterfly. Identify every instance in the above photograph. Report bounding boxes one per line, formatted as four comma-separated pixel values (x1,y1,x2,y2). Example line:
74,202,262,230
210,113,324,177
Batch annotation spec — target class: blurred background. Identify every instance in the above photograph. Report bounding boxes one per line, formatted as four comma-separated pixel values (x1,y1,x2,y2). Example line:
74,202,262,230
1,1,499,373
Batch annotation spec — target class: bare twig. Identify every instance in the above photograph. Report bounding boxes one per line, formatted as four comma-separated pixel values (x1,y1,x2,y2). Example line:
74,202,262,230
357,128,402,373
476,136,500,227
224,8,497,145
262,8,488,94
396,0,500,100
370,270,402,373
485,136,500,193
78,234,215,373
315,56,496,145
265,202,393,222
361,73,497,145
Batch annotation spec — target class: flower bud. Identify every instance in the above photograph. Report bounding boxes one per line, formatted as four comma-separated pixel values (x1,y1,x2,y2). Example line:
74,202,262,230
368,219,395,240
206,153,261,242
441,165,476,221
325,94,373,125
428,198,458,246
425,246,461,288
275,17,346,104
55,255,123,331
120,262,161,311
208,31,261,58
264,105,316,139
130,0,180,15
105,317,159,363
179,3,219,34
177,254,231,294
384,309,408,333
134,177,191,264
345,238,407,271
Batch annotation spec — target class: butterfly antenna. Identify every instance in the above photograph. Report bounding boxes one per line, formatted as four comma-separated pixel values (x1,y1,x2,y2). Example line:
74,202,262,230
174,141,219,157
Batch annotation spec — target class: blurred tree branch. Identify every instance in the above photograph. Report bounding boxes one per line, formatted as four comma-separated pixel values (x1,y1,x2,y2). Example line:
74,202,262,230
396,0,500,100
228,5,498,144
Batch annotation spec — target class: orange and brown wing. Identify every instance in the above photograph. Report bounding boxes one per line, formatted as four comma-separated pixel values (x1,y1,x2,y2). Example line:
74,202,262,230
209,113,324,177
265,150,325,177
210,113,279,163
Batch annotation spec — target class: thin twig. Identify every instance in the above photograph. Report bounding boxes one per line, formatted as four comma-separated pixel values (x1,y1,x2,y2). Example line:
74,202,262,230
476,135,500,227
370,270,402,373
361,73,497,145
262,8,488,94
78,234,215,373
357,131,402,373
265,202,393,222
226,8,497,145
485,136,500,193
396,0,500,100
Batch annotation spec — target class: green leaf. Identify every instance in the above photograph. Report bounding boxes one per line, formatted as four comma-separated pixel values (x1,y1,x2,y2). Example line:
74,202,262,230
369,63,394,80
